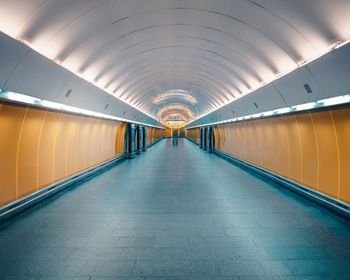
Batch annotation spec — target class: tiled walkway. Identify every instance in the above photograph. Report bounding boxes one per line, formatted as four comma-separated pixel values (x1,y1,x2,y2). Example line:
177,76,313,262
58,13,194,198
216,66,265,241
1,139,350,279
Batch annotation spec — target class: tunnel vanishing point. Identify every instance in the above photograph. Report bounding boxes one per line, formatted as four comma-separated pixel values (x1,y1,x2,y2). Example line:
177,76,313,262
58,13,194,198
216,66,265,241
1,0,350,279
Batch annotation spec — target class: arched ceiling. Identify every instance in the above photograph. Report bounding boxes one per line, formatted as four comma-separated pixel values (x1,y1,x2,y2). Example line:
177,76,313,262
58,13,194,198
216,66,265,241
0,0,350,126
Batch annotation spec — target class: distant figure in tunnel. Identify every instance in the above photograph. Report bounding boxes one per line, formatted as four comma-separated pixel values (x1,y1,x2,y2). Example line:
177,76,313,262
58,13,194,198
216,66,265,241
173,129,178,145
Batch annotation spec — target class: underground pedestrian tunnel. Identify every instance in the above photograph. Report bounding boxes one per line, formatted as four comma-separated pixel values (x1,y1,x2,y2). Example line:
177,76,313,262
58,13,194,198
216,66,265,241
1,0,350,279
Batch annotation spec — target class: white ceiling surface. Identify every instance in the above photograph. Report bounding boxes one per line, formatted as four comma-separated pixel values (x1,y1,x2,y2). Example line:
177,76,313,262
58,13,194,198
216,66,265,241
188,42,350,127
0,0,350,124
0,32,161,126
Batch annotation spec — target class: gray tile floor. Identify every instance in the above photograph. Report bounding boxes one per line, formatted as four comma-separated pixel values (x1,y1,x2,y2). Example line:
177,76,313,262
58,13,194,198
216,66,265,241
1,138,350,279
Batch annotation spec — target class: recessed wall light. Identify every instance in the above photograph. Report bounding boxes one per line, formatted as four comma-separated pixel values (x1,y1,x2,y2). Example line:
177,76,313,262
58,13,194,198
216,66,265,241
65,89,72,98
303,84,312,94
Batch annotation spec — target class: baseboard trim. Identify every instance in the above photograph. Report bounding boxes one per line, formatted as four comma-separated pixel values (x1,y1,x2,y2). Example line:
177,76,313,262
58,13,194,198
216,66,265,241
147,137,165,148
184,138,350,219
0,155,127,222
214,150,350,219
185,137,200,146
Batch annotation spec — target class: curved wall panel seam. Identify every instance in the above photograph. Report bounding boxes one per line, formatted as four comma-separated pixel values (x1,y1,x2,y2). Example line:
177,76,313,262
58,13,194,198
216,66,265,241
294,114,304,184
310,112,320,191
52,112,62,183
329,110,341,199
36,110,47,191
15,107,28,199
3,49,32,89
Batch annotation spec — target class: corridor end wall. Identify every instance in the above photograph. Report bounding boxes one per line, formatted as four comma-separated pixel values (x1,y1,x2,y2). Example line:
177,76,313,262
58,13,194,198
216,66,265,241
187,106,350,204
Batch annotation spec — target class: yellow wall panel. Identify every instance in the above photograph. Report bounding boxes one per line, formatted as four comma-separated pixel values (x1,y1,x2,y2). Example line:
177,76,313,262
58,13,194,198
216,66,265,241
53,113,70,181
214,127,220,149
91,119,103,165
241,123,248,160
276,117,290,178
270,118,280,173
187,107,350,203
283,115,303,183
0,104,26,204
85,118,96,167
229,125,236,155
296,113,318,189
0,103,126,207
164,129,172,137
220,127,226,152
146,127,152,145
37,111,61,188
226,126,231,152
104,122,116,159
65,114,80,177
254,120,264,167
99,120,108,161
0,102,164,208
332,108,350,203
262,119,278,171
76,117,91,171
312,110,339,198
17,108,46,198
186,128,200,144
115,123,126,155
236,124,242,158
187,106,350,205
217,128,222,150
144,127,163,146
245,122,255,165
146,127,164,146
154,128,164,142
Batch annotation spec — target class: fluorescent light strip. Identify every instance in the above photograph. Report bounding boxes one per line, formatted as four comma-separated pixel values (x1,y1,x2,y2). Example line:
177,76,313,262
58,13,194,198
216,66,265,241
186,39,350,127
0,90,165,129
186,94,350,129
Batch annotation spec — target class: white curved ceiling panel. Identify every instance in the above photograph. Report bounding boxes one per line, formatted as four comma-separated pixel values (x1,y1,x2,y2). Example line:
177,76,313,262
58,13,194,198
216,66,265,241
0,33,29,87
188,42,350,127
0,33,162,126
0,0,350,125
